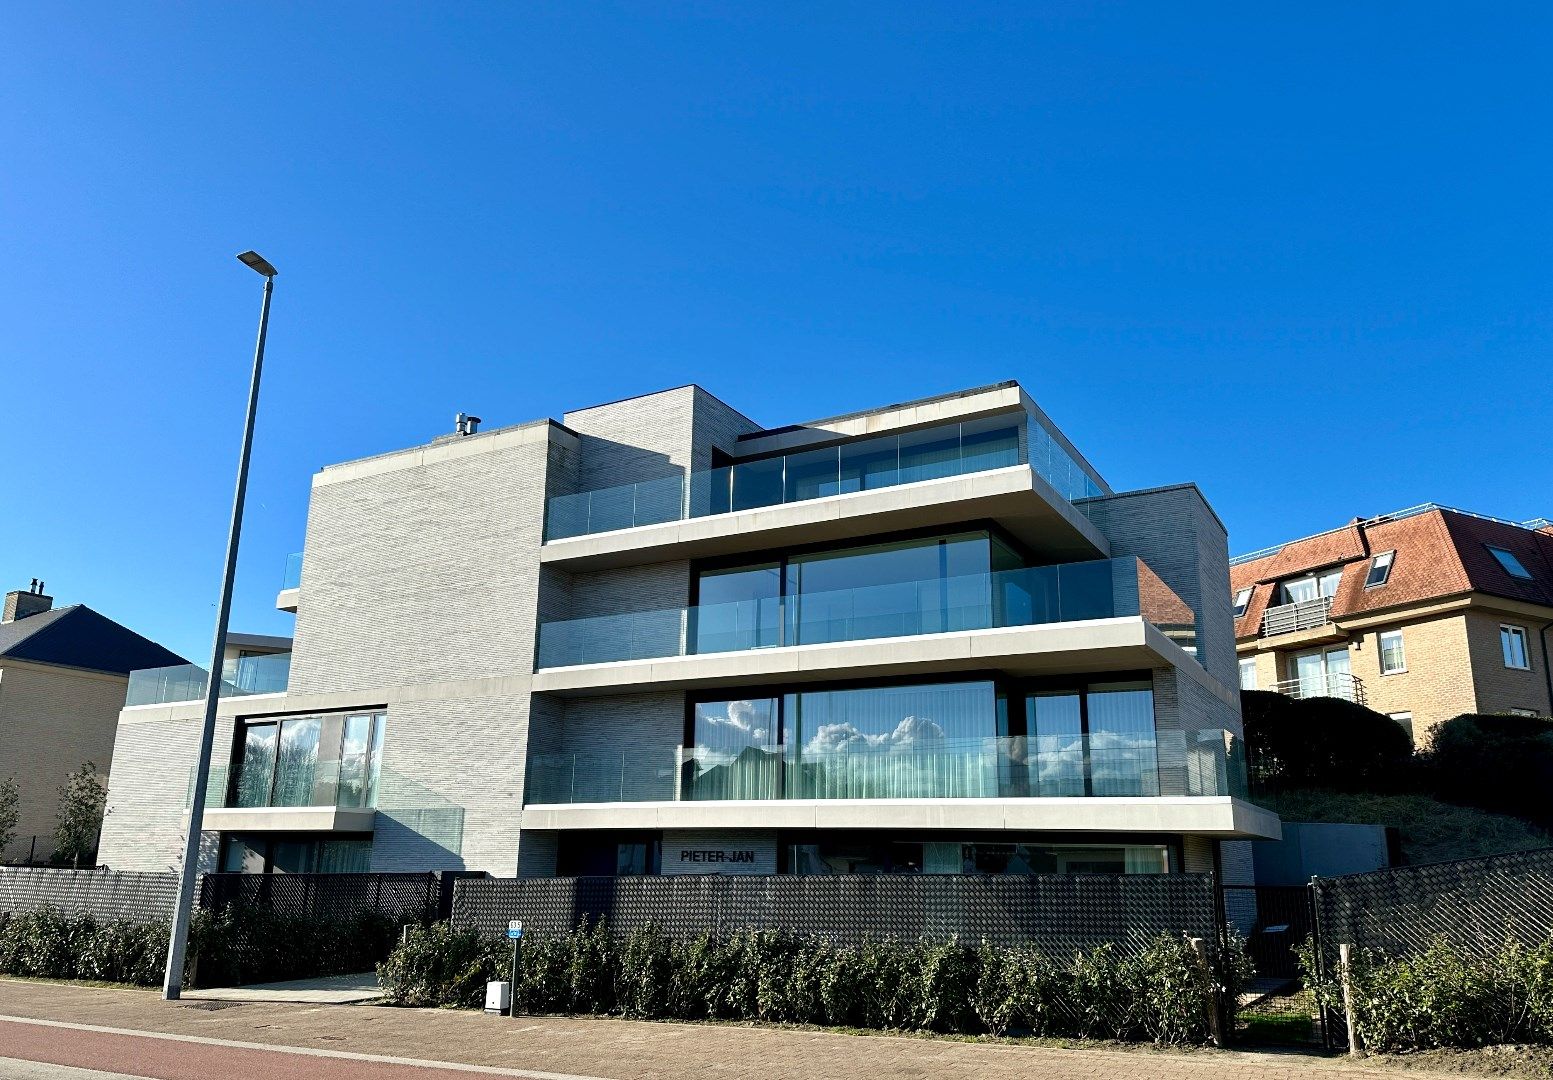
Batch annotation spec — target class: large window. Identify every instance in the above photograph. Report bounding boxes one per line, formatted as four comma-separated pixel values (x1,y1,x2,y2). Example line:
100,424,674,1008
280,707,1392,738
1027,680,1159,797
691,531,1022,653
683,676,1166,803
1502,624,1531,670
230,710,386,809
1293,647,1350,697
218,834,371,875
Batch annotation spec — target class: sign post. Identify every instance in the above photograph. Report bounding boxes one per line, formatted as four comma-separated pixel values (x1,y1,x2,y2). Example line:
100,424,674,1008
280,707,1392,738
507,920,524,1018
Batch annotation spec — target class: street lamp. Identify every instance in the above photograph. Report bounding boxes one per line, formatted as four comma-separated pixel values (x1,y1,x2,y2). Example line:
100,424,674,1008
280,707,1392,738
162,251,278,1000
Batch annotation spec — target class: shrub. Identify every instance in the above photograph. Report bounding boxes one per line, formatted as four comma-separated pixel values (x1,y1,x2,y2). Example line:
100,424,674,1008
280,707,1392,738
0,908,168,986
1303,935,1553,1052
378,923,1242,1047
1425,714,1553,829
377,920,509,1008
1243,691,1415,794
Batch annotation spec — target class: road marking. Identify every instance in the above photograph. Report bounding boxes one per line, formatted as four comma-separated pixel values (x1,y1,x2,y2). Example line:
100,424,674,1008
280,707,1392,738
0,1016,614,1080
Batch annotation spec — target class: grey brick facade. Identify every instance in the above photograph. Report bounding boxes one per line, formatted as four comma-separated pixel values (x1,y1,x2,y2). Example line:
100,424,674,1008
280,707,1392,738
98,381,1264,883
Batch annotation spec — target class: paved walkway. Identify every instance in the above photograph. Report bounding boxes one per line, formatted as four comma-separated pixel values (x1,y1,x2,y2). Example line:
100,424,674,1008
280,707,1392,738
0,978,1464,1080
184,971,381,1004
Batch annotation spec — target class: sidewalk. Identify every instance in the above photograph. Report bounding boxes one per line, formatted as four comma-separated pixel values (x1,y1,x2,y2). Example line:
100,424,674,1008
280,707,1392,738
0,978,1493,1080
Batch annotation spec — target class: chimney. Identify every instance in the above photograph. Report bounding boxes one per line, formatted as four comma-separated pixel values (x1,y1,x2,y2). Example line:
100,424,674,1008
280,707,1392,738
3,580,53,623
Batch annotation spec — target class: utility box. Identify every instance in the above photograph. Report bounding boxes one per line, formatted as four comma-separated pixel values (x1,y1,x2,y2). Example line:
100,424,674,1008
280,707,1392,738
485,980,511,1015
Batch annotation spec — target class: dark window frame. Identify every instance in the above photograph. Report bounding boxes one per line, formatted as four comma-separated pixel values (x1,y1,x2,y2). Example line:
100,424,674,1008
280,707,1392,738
1486,545,1535,581
1364,550,1396,588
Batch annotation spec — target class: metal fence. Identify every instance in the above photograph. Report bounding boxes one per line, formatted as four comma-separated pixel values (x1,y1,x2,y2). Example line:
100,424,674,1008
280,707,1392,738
0,867,177,924
199,871,445,924
1311,845,1553,966
453,873,1221,953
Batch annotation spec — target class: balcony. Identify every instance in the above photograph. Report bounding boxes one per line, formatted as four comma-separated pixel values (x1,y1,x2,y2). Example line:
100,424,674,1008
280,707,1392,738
1260,595,1334,637
126,652,292,707
528,729,1246,805
187,763,464,851
544,413,1105,543
277,552,302,612
1272,672,1367,705
537,557,1196,673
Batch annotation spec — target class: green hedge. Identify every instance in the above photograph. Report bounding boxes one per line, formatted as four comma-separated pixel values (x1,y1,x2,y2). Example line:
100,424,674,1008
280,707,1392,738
379,921,1246,1046
0,905,405,989
1303,936,1553,1052
0,909,169,986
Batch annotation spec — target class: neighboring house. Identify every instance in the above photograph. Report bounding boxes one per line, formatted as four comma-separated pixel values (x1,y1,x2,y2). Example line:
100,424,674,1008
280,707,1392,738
1231,504,1553,743
98,381,1276,880
0,582,187,863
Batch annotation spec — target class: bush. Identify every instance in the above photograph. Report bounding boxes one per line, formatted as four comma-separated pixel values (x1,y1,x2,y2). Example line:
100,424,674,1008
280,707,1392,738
376,921,509,1008
1242,691,1415,794
0,908,168,986
1425,714,1553,830
1304,935,1553,1052
378,923,1242,1047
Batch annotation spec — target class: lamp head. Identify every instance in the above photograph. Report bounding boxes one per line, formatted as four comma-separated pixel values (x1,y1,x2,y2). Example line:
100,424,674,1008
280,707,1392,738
236,251,278,277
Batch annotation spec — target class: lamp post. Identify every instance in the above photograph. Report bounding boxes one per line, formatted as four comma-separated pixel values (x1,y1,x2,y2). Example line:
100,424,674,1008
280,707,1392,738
162,250,278,999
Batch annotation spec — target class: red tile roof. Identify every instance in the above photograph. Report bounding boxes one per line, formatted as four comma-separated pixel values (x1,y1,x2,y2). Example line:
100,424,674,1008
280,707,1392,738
1231,508,1553,640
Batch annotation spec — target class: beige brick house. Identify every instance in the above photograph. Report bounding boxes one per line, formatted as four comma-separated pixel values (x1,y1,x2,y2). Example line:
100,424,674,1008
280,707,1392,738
1231,505,1553,744
0,583,185,863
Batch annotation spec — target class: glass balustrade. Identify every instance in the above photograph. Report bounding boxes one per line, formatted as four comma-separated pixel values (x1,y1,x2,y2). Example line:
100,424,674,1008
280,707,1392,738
535,557,1197,668
126,652,292,707
524,729,1247,806
281,552,303,591
543,413,1105,540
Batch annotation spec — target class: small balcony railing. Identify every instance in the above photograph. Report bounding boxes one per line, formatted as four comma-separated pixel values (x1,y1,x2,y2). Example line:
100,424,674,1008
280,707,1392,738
281,552,302,591
536,557,1197,669
525,729,1248,806
543,413,1106,541
1273,672,1367,705
126,652,291,707
1260,595,1335,637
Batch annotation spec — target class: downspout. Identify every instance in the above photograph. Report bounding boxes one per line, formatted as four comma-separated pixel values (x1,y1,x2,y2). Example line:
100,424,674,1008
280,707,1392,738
1540,618,1553,717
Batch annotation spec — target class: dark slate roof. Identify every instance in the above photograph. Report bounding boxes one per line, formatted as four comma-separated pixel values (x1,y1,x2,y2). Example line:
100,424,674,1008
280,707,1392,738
0,605,188,676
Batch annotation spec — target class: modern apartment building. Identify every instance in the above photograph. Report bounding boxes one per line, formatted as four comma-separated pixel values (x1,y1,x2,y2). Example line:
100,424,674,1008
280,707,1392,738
98,382,1276,879
0,583,187,863
1231,504,1553,743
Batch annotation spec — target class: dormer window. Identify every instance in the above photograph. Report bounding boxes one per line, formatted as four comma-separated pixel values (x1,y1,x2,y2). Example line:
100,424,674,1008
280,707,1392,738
1232,587,1253,619
1365,551,1395,588
1279,569,1342,606
1487,546,1534,580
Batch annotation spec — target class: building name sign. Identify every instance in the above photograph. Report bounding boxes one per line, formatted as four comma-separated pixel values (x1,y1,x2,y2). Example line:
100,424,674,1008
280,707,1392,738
679,849,757,865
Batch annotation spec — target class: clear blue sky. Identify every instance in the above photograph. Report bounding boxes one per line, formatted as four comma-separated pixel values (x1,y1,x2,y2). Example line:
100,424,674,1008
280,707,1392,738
2,4,1549,661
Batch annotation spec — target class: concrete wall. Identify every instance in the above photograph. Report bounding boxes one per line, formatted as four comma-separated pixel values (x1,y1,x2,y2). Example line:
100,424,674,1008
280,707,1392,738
1252,822,1390,885
0,660,127,863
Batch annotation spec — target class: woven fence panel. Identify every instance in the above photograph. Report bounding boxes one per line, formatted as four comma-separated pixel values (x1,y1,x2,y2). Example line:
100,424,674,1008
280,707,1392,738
199,872,441,924
453,873,1219,954
0,868,178,924
1312,846,1553,964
